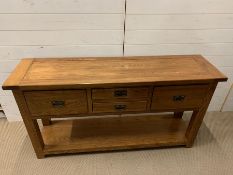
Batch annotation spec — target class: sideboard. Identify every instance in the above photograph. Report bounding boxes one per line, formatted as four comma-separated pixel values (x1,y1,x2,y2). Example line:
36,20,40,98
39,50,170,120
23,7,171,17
2,55,227,158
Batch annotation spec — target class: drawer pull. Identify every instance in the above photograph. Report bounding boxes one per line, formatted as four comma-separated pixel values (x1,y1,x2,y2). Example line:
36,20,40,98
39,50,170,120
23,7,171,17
51,100,65,107
114,104,127,111
173,95,185,101
114,90,127,97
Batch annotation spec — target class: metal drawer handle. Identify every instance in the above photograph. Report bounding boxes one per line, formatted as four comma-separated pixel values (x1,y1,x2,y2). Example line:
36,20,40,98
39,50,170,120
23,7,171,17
173,95,185,101
51,100,65,107
114,89,127,97
114,104,127,111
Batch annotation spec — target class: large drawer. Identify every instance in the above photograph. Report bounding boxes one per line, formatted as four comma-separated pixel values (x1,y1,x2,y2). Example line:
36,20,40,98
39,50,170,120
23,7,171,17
92,87,149,100
151,85,209,110
93,101,148,113
24,90,88,116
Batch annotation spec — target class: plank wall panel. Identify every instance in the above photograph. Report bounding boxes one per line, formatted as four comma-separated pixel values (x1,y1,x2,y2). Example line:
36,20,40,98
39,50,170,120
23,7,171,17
0,0,125,14
127,0,233,14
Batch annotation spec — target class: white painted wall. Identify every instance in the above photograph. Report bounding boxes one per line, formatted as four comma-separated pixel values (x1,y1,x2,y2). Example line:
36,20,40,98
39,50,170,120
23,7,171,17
125,0,233,111
1,0,233,121
0,0,125,121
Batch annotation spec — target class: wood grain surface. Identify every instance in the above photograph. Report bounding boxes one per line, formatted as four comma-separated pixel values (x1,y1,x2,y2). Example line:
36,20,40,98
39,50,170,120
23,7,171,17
92,87,149,100
1,55,228,158
2,55,227,90
24,90,88,116
42,115,188,155
2,59,33,90
92,100,148,113
151,85,209,110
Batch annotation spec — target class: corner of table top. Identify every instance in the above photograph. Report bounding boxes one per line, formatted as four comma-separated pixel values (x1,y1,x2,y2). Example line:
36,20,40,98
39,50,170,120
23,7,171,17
2,58,34,90
192,55,228,82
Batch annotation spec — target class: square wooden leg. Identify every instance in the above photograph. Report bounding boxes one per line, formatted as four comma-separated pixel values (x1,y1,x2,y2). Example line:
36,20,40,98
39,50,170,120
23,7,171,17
13,90,45,159
174,111,183,118
185,110,200,147
185,83,217,147
42,118,52,126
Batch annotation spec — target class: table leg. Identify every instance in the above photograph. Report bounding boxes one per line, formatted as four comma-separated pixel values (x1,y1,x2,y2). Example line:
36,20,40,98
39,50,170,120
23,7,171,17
174,111,183,118
185,82,217,147
13,90,45,159
42,118,51,126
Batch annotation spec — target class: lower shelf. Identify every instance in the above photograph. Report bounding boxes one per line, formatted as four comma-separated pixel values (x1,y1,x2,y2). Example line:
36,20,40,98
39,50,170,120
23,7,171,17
41,114,189,156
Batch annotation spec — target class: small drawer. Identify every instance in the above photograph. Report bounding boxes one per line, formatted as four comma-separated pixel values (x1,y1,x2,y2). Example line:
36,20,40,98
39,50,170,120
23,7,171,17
92,87,149,100
24,90,88,116
151,85,209,110
93,101,148,113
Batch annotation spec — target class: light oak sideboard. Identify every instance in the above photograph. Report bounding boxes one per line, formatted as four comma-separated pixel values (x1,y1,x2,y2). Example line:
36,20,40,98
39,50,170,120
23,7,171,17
2,55,227,159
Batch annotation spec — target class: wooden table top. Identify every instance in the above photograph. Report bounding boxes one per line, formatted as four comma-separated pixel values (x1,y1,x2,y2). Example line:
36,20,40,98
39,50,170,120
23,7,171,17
2,55,227,90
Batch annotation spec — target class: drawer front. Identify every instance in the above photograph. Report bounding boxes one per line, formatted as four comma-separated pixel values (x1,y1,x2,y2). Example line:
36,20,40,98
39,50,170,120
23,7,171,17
93,101,148,113
24,90,88,116
92,87,149,100
151,85,209,110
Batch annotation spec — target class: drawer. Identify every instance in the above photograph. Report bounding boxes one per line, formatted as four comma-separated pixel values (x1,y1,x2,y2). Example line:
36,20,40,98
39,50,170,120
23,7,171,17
24,90,88,116
151,85,209,110
92,87,149,100
93,101,148,113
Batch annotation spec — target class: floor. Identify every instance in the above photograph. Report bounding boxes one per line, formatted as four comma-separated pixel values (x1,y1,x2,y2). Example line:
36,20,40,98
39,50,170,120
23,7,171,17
0,112,233,175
